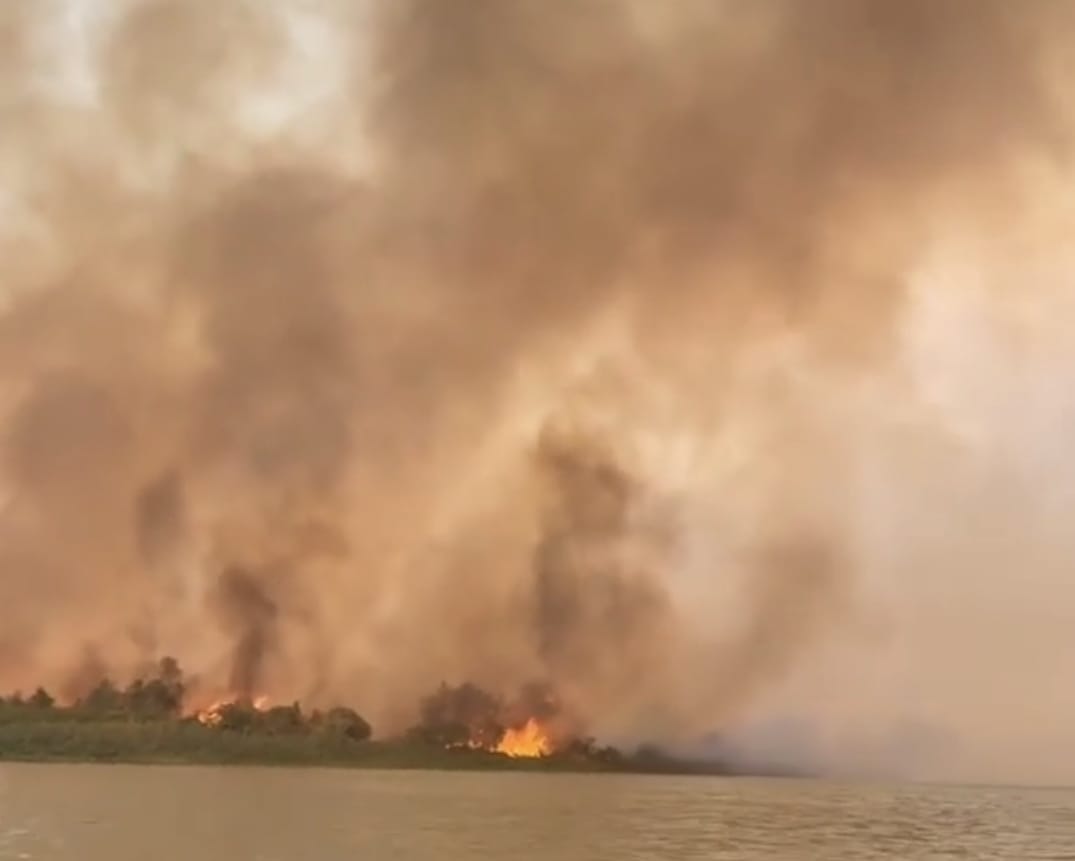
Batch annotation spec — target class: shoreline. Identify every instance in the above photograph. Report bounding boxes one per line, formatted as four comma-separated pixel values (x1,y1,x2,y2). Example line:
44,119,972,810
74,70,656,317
0,753,765,778
0,728,750,777
0,675,804,779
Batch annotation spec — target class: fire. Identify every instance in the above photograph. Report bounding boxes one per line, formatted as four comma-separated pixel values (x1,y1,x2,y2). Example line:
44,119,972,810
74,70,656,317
194,701,224,726
193,695,270,726
495,718,553,758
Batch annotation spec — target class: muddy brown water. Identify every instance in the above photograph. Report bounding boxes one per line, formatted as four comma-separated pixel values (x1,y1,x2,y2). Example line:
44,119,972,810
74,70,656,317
0,763,1072,860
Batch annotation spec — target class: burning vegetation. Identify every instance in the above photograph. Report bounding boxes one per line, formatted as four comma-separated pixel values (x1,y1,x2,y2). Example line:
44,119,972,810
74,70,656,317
407,682,573,759
0,659,653,770
496,720,553,759
194,695,270,728
0,657,372,744
5,0,1073,784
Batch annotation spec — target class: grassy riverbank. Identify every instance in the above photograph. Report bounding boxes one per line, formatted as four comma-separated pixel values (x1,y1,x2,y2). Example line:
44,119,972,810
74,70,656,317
0,711,735,775
0,721,548,771
0,720,733,774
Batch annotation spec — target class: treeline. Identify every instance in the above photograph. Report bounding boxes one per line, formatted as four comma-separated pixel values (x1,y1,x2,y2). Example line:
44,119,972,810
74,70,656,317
0,657,185,722
0,657,370,743
0,666,739,775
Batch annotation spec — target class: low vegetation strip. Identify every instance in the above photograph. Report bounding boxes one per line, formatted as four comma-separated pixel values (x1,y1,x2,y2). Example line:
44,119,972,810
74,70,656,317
0,659,741,775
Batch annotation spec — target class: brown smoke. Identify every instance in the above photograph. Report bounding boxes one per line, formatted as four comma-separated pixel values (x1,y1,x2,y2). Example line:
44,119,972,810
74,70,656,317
1,0,1074,780
213,566,280,699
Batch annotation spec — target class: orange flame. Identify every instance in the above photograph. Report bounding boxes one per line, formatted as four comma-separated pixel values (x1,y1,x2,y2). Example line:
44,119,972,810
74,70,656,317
495,718,553,758
194,695,270,726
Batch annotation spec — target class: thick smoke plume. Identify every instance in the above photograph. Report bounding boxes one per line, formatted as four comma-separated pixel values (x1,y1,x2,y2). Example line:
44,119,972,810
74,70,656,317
213,567,280,699
2,0,1075,782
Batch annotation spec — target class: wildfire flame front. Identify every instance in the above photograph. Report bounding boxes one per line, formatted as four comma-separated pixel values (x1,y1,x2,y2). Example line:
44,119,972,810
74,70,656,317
495,719,553,758
194,695,271,727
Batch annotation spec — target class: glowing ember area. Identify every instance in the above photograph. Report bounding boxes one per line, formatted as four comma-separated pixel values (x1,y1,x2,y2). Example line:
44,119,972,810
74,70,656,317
495,719,553,758
195,703,225,727
194,695,270,727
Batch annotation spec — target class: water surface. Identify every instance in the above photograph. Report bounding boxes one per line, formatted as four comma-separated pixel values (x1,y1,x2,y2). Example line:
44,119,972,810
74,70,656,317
0,763,1072,860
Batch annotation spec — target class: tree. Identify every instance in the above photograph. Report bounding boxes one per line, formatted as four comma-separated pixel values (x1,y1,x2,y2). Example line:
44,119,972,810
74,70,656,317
156,656,185,709
122,679,145,713
157,656,182,685
410,683,502,748
213,701,258,732
563,736,597,760
261,703,305,735
323,707,371,742
117,657,184,718
82,679,124,714
123,678,181,719
28,687,54,709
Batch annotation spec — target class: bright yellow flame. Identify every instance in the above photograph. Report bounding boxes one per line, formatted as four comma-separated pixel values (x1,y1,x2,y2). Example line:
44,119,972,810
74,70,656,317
495,719,553,758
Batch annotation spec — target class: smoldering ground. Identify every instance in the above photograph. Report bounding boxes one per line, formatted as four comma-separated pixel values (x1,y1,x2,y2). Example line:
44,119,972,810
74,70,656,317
1,0,1075,782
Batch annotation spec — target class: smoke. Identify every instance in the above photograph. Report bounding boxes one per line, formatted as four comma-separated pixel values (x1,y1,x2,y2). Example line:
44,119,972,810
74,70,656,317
59,644,110,704
135,470,186,569
1,0,1074,783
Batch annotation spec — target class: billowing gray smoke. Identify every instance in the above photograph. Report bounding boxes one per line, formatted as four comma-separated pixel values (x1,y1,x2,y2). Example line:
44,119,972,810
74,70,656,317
1,0,1074,781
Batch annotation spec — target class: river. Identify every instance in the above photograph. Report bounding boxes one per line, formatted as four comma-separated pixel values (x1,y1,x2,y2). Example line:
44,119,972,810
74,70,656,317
0,764,1072,859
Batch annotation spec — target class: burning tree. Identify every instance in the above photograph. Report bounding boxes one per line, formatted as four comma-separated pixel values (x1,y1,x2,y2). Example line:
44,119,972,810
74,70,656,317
407,682,569,759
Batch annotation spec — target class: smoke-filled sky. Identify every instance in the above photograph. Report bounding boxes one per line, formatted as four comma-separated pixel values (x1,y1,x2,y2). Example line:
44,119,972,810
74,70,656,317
3,0,1075,786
